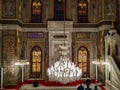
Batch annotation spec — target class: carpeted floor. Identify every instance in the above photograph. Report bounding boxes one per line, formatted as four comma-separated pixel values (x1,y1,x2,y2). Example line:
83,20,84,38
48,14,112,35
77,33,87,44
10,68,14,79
20,84,104,90
3,79,106,90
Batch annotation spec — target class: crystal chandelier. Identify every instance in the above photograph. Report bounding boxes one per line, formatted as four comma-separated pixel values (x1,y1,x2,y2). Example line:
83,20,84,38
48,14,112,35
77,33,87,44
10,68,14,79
47,44,82,84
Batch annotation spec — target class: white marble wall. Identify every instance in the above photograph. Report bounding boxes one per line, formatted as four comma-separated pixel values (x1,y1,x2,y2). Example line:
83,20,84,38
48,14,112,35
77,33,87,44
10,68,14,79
105,30,120,90
48,21,72,66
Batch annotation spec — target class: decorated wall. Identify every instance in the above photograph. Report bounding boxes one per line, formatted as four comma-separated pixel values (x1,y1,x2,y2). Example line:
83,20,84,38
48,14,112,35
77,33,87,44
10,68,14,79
2,0,16,18
72,32,98,78
26,32,46,80
0,0,119,86
97,30,108,82
0,0,117,23
2,30,22,85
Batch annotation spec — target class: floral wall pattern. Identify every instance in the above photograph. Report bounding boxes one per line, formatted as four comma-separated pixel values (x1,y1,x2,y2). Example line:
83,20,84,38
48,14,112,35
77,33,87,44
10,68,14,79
3,36,15,82
2,31,20,85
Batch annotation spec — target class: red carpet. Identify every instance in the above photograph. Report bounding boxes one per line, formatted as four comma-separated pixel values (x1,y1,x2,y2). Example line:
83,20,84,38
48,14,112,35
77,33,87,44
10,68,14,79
3,79,106,90
99,85,106,90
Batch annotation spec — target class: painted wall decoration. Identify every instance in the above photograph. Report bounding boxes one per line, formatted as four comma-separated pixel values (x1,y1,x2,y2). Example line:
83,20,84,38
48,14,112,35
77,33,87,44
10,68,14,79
52,44,61,65
16,31,22,59
28,33,44,39
107,2,114,17
76,33,91,39
2,0,16,17
45,0,48,20
3,36,15,78
97,0,102,20
91,0,97,22
104,0,116,19
51,43,70,66
18,0,22,19
97,31,106,59
23,0,28,22
72,1,75,21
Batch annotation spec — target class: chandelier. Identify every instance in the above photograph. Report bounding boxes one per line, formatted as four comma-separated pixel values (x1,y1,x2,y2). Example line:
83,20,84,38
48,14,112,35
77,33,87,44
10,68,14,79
47,44,82,84
47,1,82,84
15,59,29,82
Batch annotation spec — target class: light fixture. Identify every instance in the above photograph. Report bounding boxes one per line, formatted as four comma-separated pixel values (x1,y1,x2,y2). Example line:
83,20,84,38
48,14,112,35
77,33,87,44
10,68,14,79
92,59,100,65
15,59,29,66
47,0,82,84
92,58,100,81
47,43,82,84
15,59,29,82
92,57,108,81
15,28,29,82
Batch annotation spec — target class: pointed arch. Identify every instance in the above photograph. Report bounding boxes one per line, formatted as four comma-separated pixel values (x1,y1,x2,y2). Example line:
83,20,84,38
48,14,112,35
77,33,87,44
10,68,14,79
78,0,88,23
30,46,42,78
77,46,89,77
54,0,66,20
31,0,42,23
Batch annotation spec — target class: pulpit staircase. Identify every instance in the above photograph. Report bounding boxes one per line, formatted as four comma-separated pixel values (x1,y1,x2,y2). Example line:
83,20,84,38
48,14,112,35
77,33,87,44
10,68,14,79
105,55,120,90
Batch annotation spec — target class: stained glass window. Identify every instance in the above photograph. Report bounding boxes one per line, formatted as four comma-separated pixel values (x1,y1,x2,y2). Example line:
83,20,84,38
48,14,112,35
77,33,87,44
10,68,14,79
32,0,41,15
32,49,41,72
78,46,88,76
78,0,88,23
31,0,42,22
30,46,42,78
54,0,66,20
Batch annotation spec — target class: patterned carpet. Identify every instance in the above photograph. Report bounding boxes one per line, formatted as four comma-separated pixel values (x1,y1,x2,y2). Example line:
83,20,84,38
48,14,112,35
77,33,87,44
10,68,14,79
20,84,103,90
3,79,106,90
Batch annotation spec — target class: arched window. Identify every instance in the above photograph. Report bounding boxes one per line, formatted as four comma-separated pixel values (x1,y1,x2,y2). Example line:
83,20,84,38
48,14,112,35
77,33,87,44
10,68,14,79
54,0,66,20
78,46,89,77
78,0,88,23
31,0,42,23
30,46,42,78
